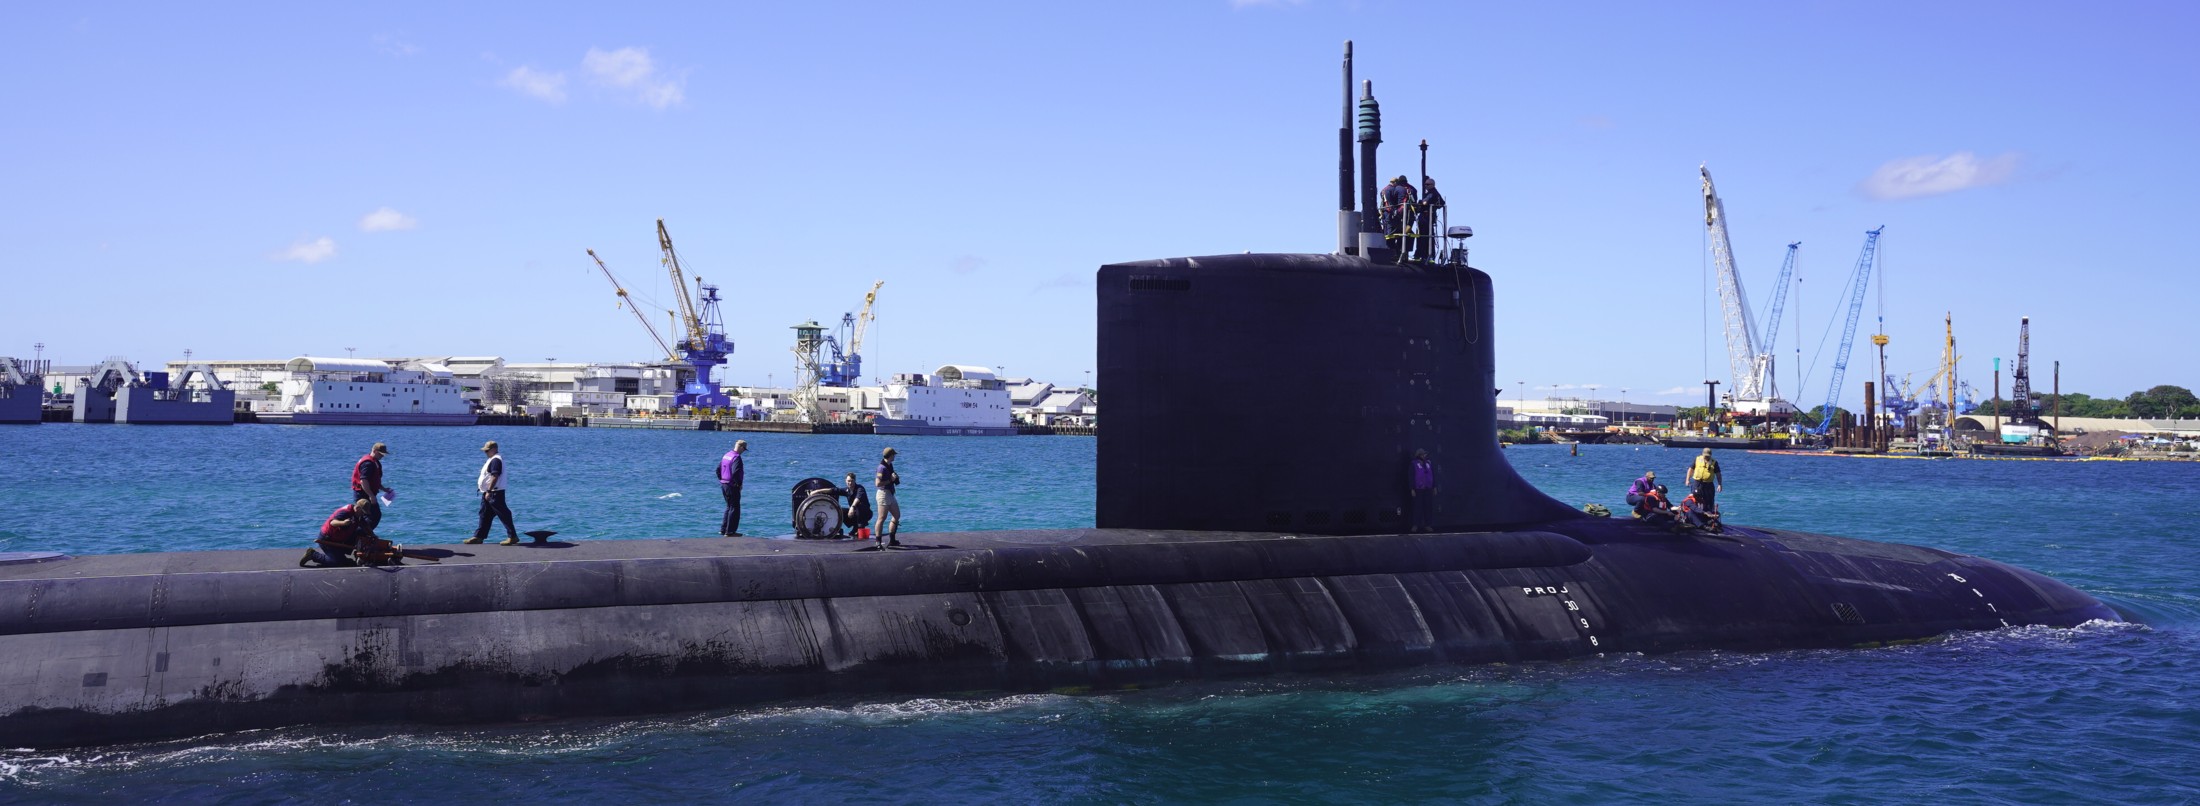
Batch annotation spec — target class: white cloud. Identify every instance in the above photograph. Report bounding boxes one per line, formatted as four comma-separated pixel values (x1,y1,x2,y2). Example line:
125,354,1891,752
1654,386,1695,396
358,207,417,232
1858,151,2019,201
1031,271,1086,292
582,46,684,108
373,34,419,57
950,255,986,275
274,237,337,264
500,66,567,104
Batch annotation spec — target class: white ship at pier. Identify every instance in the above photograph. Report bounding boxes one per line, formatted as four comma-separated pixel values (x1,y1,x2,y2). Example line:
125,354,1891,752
256,357,476,426
872,365,1014,436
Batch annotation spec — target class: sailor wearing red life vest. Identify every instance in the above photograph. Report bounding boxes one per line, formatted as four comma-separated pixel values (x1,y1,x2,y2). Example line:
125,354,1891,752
351,442,392,531
302,502,395,567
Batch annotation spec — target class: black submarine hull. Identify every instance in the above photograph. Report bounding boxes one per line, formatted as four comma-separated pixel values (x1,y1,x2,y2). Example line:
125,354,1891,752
0,522,2114,748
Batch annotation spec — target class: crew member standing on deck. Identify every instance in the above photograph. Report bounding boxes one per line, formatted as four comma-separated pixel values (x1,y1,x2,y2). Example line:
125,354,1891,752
876,447,902,547
468,440,520,545
718,440,748,537
1408,449,1437,533
1688,448,1724,512
350,442,392,531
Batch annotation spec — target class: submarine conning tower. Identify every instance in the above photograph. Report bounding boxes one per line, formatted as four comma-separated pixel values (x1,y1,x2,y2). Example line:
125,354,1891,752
1098,42,1583,535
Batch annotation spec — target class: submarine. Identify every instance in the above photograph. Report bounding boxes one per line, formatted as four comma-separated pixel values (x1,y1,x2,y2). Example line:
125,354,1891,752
0,45,2116,748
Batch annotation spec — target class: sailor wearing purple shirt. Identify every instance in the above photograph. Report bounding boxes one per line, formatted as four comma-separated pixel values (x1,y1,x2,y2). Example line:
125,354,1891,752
1408,449,1436,533
718,440,747,537
1625,470,1658,510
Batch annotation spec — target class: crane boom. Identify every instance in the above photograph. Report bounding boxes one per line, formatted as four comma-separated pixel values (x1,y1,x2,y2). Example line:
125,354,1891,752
588,249,676,361
1812,226,1885,435
1762,242,1799,353
656,218,706,345
1701,165,1766,402
848,280,884,357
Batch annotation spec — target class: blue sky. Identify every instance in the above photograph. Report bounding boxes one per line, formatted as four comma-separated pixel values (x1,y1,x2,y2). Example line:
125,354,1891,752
4,1,2193,408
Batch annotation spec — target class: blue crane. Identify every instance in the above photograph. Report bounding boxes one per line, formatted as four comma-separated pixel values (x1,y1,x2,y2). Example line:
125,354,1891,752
1760,242,1800,347
656,219,733,409
817,281,883,388
1811,227,1884,436
1761,242,1800,406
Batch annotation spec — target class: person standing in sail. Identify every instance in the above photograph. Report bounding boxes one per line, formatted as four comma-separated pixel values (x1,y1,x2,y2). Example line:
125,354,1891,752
1408,449,1437,533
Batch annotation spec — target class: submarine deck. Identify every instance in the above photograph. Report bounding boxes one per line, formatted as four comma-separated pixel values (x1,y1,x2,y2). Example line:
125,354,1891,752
0,519,1963,587
0,527,1605,583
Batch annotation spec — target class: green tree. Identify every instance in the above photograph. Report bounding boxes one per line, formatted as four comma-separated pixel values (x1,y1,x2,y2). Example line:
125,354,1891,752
2128,385,2199,418
1796,405,1852,429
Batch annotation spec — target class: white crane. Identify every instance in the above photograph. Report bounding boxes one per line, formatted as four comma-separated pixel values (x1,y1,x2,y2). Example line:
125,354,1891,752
1700,165,1795,418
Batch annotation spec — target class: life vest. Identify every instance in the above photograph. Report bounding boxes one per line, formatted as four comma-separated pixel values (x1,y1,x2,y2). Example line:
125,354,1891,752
719,450,744,485
352,455,381,493
1691,456,1718,482
320,505,364,549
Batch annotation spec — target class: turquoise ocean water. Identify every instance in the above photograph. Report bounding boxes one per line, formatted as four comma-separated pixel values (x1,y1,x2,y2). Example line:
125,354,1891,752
2,424,2197,802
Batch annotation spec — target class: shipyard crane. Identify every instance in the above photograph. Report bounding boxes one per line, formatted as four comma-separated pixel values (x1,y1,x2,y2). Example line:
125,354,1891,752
1763,242,1800,387
820,281,884,387
2010,316,2036,421
654,219,733,408
1810,227,1885,435
658,219,706,347
587,249,676,362
1880,372,1919,429
1700,166,1796,418
1918,313,1961,439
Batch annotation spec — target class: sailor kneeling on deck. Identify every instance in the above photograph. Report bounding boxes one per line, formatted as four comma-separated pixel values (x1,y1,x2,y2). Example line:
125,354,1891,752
302,502,401,567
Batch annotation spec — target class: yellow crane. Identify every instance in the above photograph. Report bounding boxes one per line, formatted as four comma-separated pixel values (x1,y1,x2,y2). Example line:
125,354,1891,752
656,218,706,346
1920,313,1961,430
587,249,675,361
849,280,885,361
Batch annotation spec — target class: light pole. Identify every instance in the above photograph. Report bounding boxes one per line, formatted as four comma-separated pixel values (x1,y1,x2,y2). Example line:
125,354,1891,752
345,346,356,359
1620,388,1628,426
